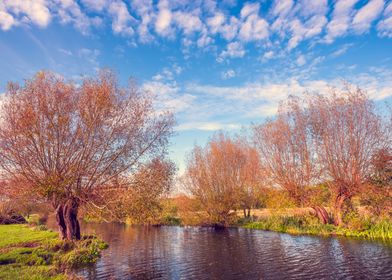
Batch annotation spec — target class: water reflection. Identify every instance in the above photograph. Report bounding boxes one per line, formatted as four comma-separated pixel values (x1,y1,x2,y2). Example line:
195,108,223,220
75,223,392,280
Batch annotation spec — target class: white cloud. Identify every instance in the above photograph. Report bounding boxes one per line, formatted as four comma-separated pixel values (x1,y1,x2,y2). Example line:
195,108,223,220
176,122,240,132
377,2,392,37
207,12,225,33
143,80,195,114
271,0,294,17
81,0,107,11
59,48,72,55
108,1,135,36
56,0,100,34
131,0,155,42
0,0,51,30
325,0,358,43
78,48,100,66
219,41,245,60
155,0,172,36
174,11,203,35
0,10,15,30
296,54,306,66
352,0,385,33
262,51,275,61
0,0,391,58
330,43,353,57
221,69,236,79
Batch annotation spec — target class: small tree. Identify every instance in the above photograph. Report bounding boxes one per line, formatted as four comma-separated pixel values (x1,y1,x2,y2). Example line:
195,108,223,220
308,87,386,225
185,133,262,226
0,70,174,239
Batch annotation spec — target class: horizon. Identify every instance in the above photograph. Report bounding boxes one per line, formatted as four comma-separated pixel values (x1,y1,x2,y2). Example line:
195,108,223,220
1,0,392,176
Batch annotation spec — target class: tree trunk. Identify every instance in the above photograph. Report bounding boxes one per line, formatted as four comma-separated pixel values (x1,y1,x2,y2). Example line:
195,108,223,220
311,206,330,224
54,199,81,240
63,199,81,240
333,194,347,226
247,208,251,218
243,209,247,218
55,204,67,240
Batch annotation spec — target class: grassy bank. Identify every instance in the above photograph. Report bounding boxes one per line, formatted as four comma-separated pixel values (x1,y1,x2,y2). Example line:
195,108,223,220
242,215,392,240
0,224,108,280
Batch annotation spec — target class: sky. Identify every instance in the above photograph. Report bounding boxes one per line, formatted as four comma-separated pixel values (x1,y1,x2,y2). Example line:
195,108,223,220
0,0,392,175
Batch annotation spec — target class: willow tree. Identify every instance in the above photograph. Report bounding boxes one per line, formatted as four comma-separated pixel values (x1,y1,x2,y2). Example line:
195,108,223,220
185,133,262,227
0,70,174,240
308,87,386,226
253,97,318,208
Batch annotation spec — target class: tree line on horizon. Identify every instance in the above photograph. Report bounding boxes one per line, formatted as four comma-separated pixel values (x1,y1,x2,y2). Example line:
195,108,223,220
0,70,391,239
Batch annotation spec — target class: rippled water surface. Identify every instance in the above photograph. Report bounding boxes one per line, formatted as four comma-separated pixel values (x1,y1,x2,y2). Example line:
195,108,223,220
75,223,392,280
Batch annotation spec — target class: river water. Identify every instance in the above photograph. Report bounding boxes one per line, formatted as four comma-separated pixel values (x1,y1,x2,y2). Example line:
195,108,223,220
74,223,392,280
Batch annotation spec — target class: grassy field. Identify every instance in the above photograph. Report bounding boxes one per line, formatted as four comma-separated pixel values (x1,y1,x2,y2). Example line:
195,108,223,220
0,224,108,280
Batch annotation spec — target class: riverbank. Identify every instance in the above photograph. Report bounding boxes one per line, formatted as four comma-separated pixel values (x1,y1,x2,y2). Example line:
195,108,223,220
0,224,108,280
161,205,392,240
242,215,392,240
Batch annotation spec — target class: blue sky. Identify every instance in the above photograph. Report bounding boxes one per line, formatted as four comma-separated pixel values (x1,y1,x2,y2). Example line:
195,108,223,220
1,0,392,175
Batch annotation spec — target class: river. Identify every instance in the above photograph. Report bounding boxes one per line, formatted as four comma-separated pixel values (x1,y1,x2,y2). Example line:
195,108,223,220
70,222,392,280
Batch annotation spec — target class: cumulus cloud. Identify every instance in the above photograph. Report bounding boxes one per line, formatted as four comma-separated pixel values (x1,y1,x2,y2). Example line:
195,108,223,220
238,3,269,42
108,1,135,36
352,0,385,33
0,0,51,30
0,10,15,31
325,0,358,43
155,0,172,36
219,41,245,60
377,2,392,37
0,0,390,55
56,0,100,34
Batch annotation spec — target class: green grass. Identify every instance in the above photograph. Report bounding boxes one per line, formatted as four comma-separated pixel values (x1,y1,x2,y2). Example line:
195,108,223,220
0,224,57,248
243,215,392,240
0,224,108,280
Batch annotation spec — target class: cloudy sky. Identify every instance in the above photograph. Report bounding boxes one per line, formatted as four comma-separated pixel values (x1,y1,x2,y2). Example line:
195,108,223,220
1,0,392,173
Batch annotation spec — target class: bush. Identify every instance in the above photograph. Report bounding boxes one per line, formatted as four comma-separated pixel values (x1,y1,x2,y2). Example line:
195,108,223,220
0,203,27,225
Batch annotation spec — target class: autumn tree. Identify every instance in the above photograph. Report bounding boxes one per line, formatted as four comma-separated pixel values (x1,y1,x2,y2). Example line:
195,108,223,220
0,70,174,240
90,158,176,224
308,87,387,225
184,133,262,227
360,147,392,216
253,96,317,207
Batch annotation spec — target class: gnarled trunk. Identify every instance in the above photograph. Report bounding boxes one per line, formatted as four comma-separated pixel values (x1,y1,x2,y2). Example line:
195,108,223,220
54,199,81,240
311,206,330,224
55,204,67,239
333,193,348,226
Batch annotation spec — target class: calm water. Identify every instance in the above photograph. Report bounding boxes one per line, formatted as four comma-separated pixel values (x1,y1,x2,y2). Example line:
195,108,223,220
74,223,392,280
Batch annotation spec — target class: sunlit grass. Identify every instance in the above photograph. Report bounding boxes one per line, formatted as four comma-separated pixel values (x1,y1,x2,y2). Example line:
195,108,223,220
243,216,392,240
0,224,108,280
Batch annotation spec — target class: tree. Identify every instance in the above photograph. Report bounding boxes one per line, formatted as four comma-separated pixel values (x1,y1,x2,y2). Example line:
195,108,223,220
308,87,386,225
184,133,262,227
253,96,317,207
0,70,174,240
360,147,392,216
89,158,176,224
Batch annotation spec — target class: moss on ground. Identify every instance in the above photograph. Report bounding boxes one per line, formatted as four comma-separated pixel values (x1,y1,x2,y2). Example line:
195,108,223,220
0,225,108,280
